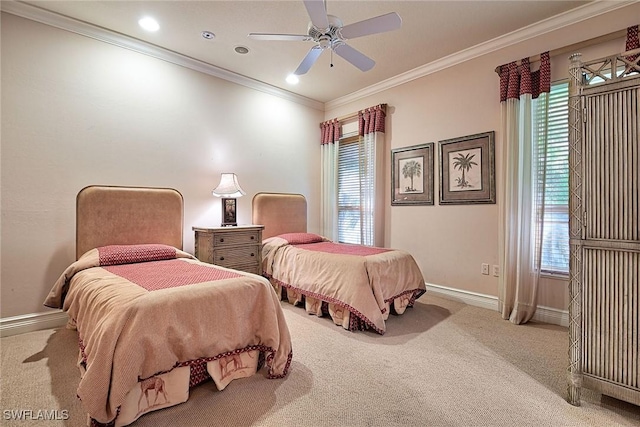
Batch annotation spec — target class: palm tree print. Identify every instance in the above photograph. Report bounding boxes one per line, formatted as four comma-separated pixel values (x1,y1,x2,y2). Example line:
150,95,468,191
402,160,422,192
452,152,478,188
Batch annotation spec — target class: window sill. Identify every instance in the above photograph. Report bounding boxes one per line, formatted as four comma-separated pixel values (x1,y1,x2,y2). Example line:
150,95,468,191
541,270,569,280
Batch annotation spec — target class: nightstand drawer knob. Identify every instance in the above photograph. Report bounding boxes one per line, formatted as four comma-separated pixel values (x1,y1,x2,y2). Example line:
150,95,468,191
220,238,224,243
250,253,255,257
219,256,225,261
250,236,255,240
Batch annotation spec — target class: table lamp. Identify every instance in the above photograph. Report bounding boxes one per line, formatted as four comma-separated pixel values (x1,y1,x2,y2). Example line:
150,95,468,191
212,173,245,226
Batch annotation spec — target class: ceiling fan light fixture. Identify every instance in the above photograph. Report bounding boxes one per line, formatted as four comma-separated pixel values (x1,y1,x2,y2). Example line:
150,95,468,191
318,36,331,50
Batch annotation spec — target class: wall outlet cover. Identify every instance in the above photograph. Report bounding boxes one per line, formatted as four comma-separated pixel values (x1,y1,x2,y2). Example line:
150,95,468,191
481,263,489,275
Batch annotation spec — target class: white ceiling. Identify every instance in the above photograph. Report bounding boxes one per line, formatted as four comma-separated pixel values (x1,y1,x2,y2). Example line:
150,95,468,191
12,1,596,104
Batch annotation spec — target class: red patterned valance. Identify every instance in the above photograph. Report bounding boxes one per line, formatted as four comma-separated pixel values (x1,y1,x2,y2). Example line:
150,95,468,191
320,119,340,145
498,51,550,102
358,104,386,136
625,25,639,62
319,103,387,144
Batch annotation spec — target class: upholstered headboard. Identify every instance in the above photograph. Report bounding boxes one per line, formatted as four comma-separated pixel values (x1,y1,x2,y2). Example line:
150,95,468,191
252,192,307,239
76,185,184,259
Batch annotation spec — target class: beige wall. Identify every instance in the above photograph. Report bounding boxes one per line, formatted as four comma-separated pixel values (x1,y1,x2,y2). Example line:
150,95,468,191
2,4,638,320
0,13,323,318
324,3,640,311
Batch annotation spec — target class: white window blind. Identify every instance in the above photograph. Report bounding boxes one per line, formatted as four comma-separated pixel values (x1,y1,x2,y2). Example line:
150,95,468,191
337,135,370,244
539,81,569,274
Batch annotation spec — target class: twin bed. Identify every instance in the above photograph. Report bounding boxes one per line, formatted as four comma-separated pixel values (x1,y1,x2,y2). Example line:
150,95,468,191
252,192,426,335
47,186,425,426
45,186,292,427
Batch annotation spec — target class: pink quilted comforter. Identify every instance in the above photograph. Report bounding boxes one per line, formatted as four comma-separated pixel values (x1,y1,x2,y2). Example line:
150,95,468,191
262,233,426,334
45,244,292,426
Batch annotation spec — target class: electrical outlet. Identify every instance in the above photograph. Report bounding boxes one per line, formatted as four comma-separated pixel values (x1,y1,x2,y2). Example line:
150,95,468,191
492,265,499,277
481,263,489,275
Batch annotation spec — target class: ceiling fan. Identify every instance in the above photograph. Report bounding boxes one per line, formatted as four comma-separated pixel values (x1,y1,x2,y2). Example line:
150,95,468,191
247,0,402,75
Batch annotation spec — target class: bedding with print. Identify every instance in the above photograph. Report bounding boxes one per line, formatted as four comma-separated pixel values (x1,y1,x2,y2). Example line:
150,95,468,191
45,244,292,427
261,234,426,334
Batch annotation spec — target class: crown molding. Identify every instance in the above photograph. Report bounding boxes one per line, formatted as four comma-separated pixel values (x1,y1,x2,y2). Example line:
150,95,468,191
3,0,635,113
325,0,637,110
0,0,325,111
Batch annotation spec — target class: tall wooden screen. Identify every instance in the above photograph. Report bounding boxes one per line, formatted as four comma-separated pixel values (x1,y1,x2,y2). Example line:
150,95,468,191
567,51,639,406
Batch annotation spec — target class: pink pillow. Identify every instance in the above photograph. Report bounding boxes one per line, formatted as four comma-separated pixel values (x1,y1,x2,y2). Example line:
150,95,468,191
98,244,177,266
278,233,326,245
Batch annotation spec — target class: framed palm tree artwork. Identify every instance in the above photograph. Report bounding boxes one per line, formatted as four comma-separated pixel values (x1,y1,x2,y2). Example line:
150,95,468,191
438,131,495,205
391,142,434,206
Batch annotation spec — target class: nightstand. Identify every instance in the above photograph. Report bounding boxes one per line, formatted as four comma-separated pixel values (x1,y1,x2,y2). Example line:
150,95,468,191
192,225,264,275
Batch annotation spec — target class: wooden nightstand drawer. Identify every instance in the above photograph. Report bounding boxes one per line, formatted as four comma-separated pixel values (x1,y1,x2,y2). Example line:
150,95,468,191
213,230,259,247
192,225,264,275
212,245,259,268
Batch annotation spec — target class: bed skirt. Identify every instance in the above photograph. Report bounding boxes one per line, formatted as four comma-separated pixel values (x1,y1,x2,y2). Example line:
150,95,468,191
268,277,424,334
84,346,264,427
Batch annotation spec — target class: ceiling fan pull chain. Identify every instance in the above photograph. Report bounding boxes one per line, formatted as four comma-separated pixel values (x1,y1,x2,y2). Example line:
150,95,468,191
331,48,334,68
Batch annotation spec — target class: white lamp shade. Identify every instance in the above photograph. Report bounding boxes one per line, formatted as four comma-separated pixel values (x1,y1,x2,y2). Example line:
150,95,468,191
212,173,246,198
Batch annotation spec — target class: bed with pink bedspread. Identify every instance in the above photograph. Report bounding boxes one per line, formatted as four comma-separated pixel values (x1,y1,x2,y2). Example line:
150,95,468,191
45,186,292,427
253,192,426,335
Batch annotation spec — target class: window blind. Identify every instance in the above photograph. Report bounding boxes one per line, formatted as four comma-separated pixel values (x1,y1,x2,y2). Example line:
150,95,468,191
337,136,364,244
540,81,570,274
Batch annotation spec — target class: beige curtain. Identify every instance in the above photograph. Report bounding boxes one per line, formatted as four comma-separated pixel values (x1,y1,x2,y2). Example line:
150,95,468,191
357,105,386,247
497,53,550,324
320,119,339,241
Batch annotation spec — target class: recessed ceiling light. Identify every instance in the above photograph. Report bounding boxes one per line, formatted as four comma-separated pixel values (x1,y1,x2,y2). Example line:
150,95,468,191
286,74,299,85
202,31,215,40
138,17,159,32
234,46,250,54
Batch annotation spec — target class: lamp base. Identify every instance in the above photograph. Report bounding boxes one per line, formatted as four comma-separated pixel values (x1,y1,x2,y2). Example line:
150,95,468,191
220,198,238,227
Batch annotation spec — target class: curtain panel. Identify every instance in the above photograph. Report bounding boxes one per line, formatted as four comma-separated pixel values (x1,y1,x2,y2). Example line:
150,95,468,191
497,52,550,325
358,105,386,246
320,119,340,240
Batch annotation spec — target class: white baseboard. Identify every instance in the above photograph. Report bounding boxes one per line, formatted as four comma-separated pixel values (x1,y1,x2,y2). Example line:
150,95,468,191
0,310,69,338
425,282,569,327
0,283,568,338
530,304,569,327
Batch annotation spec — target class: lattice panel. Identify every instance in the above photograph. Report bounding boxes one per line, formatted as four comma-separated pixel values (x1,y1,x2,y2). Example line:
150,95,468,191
584,87,639,241
582,248,639,391
580,53,640,85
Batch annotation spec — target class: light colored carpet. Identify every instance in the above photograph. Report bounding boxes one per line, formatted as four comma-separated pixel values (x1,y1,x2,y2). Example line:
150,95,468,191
1,294,639,426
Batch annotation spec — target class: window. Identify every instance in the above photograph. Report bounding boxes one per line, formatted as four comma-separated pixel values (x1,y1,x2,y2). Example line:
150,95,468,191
337,135,369,244
538,81,569,274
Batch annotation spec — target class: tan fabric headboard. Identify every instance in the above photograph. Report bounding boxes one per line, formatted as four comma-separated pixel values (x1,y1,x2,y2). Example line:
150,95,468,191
76,185,184,259
252,192,307,239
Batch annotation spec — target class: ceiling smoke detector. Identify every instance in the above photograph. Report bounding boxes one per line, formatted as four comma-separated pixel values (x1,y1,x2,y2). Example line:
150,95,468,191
234,46,250,54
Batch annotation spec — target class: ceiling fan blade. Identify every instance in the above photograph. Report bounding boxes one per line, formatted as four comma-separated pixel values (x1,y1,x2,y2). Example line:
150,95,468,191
333,43,375,72
294,46,324,75
340,12,402,39
303,0,329,29
248,33,311,42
